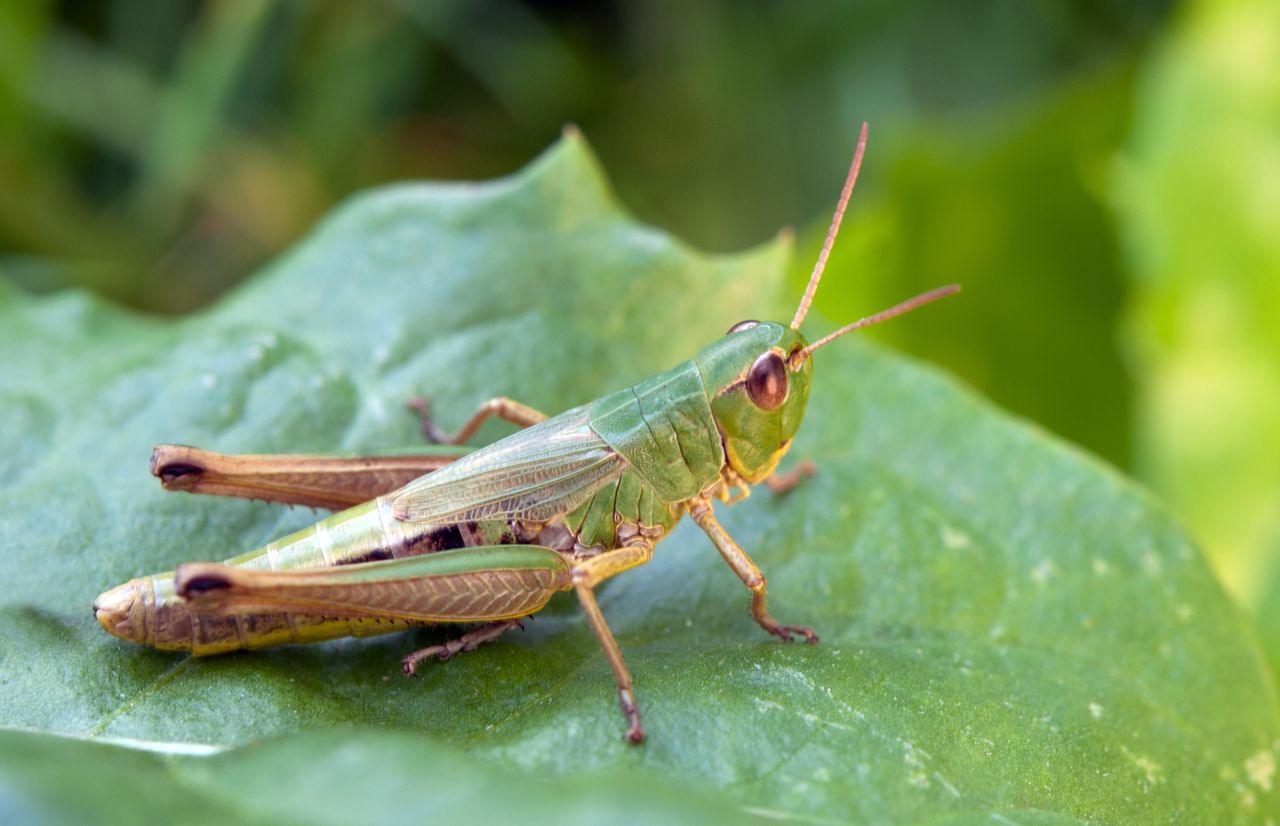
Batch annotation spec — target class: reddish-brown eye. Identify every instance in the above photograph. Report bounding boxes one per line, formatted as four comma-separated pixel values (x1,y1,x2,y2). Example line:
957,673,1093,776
726,320,759,334
746,351,788,410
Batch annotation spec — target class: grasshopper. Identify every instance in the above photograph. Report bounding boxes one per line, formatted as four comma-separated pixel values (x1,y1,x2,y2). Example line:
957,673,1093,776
94,124,958,743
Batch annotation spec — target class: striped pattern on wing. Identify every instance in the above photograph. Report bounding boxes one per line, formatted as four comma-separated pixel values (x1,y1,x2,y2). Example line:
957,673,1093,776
390,406,625,524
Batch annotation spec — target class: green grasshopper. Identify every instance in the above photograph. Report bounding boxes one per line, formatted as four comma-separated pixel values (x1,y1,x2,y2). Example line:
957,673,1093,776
94,124,958,743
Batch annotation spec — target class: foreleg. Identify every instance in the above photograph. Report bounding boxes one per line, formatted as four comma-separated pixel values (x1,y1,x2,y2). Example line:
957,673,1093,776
688,497,818,644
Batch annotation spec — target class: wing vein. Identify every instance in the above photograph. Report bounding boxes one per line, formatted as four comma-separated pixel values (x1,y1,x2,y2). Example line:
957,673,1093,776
391,407,625,525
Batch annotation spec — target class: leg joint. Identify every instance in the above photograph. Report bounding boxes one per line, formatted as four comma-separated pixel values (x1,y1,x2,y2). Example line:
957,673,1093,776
686,496,712,523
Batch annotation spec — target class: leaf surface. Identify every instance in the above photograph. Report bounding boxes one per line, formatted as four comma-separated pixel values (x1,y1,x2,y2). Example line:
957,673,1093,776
0,133,1275,823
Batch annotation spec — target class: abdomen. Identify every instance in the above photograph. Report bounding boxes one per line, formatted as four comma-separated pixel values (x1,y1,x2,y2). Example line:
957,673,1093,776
94,495,470,655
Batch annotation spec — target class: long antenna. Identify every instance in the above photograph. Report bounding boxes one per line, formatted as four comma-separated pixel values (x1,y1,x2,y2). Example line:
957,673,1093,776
790,122,869,330
796,284,961,360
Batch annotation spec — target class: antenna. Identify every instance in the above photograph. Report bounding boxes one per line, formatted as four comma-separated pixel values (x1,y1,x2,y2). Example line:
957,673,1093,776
795,284,961,362
791,122,869,330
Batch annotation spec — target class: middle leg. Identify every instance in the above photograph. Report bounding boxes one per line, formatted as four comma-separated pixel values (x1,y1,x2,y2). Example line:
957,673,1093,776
571,541,654,744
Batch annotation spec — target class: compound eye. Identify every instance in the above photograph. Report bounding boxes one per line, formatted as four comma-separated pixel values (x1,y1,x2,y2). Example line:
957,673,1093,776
746,351,788,410
726,319,759,334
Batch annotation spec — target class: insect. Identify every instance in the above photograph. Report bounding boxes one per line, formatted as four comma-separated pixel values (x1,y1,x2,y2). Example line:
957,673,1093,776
94,124,958,743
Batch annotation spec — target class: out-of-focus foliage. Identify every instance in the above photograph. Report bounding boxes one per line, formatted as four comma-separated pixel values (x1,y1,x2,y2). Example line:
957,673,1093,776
791,68,1138,471
1114,0,1280,667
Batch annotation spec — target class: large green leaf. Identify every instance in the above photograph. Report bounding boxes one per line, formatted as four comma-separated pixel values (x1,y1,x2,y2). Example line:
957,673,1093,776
0,133,1276,823
0,728,765,826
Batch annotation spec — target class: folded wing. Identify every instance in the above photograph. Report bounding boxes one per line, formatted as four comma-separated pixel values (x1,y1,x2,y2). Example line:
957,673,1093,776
390,406,625,525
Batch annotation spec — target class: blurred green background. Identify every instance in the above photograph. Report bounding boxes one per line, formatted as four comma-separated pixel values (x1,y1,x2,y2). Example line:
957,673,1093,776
0,1,1277,668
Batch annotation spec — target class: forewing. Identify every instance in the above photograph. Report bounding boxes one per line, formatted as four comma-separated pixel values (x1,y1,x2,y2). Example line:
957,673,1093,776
390,407,624,524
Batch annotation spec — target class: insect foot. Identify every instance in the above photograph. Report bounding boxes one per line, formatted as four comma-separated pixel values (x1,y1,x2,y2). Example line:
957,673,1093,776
619,687,646,744
406,396,442,442
771,624,820,644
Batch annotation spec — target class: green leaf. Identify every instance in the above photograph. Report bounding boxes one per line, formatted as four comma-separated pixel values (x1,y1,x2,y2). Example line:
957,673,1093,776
0,728,765,826
1,132,1276,823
